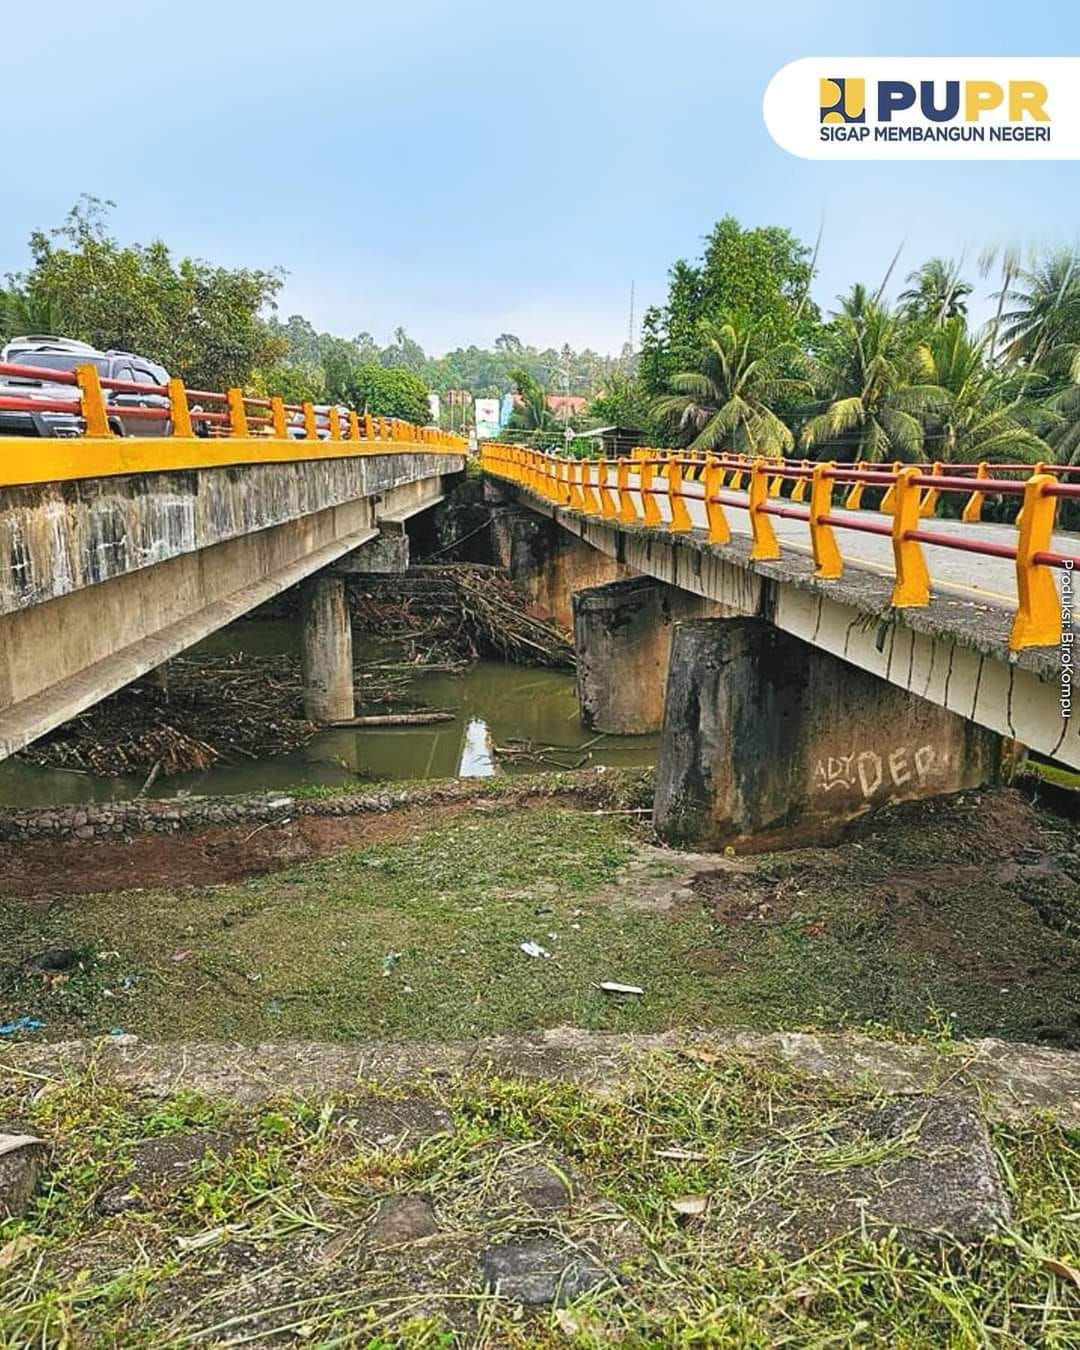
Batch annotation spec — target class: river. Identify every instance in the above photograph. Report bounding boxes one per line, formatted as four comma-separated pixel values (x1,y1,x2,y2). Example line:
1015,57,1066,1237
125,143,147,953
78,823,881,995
0,620,658,806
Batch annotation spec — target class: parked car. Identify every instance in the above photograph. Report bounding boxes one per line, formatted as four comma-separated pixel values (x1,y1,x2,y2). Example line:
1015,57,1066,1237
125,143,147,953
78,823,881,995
0,336,172,437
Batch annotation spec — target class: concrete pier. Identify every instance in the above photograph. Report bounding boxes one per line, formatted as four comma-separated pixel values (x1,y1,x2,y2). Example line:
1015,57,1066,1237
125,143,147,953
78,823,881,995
300,575,355,723
573,578,721,734
653,618,1003,850
490,506,630,630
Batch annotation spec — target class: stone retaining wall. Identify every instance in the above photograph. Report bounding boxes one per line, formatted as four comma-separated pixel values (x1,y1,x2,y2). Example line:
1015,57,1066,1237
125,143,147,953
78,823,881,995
0,769,641,844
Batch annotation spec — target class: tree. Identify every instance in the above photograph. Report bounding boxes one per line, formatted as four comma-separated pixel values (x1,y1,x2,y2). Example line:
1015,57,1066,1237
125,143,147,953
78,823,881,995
898,258,973,324
996,247,1080,367
380,326,427,373
653,318,810,457
507,368,556,432
587,372,655,433
6,197,285,389
346,364,431,423
640,217,820,396
914,318,1046,463
803,302,947,462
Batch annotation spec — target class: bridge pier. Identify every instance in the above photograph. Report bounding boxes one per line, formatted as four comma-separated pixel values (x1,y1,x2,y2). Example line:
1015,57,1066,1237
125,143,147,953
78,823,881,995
573,578,722,734
653,618,1005,851
300,575,355,724
490,507,631,631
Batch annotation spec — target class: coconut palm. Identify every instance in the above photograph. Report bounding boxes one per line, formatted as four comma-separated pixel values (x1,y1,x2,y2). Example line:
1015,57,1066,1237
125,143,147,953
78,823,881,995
994,247,1080,368
899,258,973,324
914,317,1047,463
652,318,811,457
979,242,1023,363
1037,345,1080,463
802,301,948,462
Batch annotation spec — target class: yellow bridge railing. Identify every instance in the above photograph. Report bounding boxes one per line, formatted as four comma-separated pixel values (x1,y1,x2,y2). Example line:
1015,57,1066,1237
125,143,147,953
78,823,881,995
481,442,1078,653
0,358,467,489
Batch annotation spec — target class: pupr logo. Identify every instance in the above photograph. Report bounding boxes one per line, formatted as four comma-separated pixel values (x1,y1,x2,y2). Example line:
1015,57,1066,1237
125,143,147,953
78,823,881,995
764,59,1079,160
819,78,865,124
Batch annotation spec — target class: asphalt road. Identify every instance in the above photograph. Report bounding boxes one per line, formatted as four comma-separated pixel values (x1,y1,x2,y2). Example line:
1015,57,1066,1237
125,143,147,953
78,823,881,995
581,471,1080,612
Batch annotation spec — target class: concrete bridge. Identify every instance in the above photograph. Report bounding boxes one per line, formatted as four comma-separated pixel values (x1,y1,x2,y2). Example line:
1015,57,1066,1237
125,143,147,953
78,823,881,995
483,444,1078,849
0,362,465,760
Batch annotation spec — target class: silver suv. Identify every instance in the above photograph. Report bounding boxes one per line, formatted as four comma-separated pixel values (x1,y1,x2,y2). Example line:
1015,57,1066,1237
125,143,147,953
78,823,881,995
0,336,172,437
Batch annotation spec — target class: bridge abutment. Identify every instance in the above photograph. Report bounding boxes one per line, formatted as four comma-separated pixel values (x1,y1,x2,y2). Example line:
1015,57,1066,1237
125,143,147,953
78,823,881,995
300,575,355,724
653,618,1004,851
573,577,723,734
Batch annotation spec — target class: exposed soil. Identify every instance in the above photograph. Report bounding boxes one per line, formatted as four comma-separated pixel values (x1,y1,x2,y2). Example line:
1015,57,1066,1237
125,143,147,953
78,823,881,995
0,798,554,906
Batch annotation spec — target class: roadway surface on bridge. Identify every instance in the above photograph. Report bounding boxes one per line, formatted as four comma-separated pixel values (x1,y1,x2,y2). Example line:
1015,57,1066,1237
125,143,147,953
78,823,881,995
606,475,1079,610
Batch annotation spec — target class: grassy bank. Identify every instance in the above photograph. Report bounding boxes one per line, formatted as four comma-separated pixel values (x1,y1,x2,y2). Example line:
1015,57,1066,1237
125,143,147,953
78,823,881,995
0,1052,1077,1345
1,786,1078,1045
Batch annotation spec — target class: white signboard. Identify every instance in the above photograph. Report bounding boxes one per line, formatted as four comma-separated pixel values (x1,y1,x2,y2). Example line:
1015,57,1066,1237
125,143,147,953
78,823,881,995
474,397,500,439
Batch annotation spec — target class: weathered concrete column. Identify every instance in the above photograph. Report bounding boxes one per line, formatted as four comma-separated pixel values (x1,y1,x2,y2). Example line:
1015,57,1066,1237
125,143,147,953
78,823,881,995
491,508,631,631
573,578,723,734
299,575,355,723
654,618,1003,851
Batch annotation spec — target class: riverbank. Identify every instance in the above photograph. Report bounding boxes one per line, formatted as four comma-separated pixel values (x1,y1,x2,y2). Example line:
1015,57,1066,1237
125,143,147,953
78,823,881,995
1,774,1078,1047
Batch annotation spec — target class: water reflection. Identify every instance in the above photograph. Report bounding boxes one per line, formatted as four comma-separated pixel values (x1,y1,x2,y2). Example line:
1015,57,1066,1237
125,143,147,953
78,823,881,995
0,621,657,805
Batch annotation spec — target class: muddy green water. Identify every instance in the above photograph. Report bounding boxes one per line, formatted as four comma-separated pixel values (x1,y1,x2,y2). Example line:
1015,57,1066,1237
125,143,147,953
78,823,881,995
0,621,657,806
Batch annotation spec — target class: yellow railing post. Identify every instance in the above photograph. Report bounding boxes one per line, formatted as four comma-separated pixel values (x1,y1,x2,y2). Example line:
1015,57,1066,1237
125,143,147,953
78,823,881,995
768,465,784,497
270,397,288,439
638,457,663,526
579,459,600,514
790,459,811,503
226,388,249,438
729,455,746,492
327,406,342,441
843,474,866,511
890,467,931,607
703,456,730,544
1010,473,1060,650
961,462,989,523
303,402,318,440
348,410,361,441
75,363,113,437
879,461,902,514
809,463,843,579
364,412,375,440
616,457,638,523
667,457,693,531
748,458,780,560
168,378,193,438
597,460,617,518
919,461,943,517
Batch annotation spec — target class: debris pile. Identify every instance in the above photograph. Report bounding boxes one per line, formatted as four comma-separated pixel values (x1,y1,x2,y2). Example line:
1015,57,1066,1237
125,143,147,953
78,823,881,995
18,653,426,780
351,565,575,668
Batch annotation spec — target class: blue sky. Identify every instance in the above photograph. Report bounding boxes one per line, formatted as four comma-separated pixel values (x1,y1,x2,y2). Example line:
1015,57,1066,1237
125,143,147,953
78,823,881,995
4,1,1078,355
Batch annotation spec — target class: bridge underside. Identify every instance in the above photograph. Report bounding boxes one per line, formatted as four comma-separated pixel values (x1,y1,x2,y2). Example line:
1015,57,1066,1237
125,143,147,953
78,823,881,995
0,452,462,760
491,481,1075,771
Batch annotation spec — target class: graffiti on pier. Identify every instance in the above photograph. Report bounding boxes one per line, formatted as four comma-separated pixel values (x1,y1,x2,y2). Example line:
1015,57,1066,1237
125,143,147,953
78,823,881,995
812,745,945,798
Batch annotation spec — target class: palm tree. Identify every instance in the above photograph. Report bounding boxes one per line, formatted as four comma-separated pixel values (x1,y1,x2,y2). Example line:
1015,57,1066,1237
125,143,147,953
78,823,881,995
1038,345,1080,464
995,247,1080,367
914,317,1047,463
899,258,973,324
509,367,556,432
978,242,1022,363
802,301,948,462
652,318,811,457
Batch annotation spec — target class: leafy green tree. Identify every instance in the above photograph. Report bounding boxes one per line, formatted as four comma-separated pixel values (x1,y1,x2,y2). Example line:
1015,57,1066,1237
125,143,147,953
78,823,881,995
346,364,431,423
914,318,1046,463
640,217,820,396
803,303,947,462
898,258,973,324
653,318,810,456
6,197,285,389
380,326,427,373
587,372,655,433
252,362,326,405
